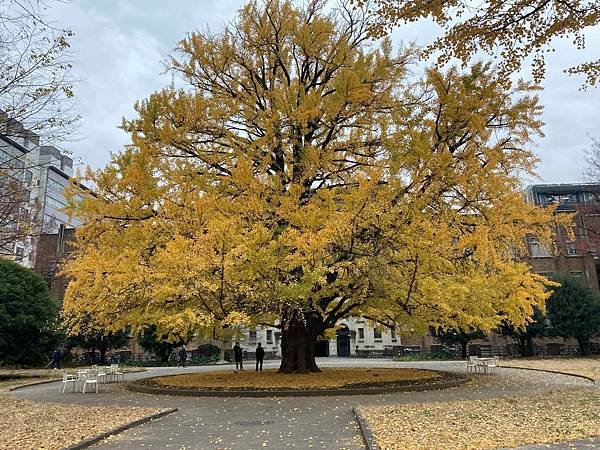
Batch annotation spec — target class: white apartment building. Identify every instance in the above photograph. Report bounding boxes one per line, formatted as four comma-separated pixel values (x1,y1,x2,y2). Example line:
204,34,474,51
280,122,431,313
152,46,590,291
0,121,81,267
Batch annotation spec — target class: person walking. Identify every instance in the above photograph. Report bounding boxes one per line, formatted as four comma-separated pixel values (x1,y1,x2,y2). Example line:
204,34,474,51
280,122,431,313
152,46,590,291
49,348,62,369
255,342,265,372
233,342,243,370
178,345,188,368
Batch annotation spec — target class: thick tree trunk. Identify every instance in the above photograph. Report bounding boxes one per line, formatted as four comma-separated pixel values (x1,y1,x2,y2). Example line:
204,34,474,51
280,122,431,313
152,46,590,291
278,309,322,373
99,347,107,365
577,337,589,356
518,337,534,357
460,341,467,359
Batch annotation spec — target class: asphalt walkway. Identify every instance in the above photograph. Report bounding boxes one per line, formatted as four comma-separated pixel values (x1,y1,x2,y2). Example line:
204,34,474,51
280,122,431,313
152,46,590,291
9,358,595,450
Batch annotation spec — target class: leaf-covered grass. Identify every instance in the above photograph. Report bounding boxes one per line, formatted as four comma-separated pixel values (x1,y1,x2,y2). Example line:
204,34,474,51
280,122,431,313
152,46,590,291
0,396,163,450
502,357,600,381
152,368,440,391
359,389,600,450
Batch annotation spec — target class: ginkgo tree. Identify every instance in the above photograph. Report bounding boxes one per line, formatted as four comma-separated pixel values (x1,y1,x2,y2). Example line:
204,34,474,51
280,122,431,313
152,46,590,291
357,0,600,86
64,0,561,373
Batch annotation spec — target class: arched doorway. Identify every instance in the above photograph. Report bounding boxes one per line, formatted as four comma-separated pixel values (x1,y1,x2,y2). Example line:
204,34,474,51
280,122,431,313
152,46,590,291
336,325,351,357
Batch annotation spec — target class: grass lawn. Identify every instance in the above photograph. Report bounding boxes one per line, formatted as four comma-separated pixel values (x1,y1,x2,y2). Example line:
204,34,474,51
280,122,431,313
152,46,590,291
502,357,600,381
358,388,600,450
152,367,441,390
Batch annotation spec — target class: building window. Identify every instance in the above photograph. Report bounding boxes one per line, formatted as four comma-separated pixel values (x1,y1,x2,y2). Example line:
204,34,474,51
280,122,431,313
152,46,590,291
46,195,67,210
391,329,397,342
266,330,273,343
536,271,554,279
566,241,577,256
24,170,33,185
374,329,382,341
358,328,365,340
249,330,257,342
15,247,24,260
529,238,550,257
47,178,64,194
570,271,583,279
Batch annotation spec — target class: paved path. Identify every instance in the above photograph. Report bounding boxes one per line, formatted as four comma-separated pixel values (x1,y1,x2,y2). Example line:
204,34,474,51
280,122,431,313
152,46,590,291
9,358,595,450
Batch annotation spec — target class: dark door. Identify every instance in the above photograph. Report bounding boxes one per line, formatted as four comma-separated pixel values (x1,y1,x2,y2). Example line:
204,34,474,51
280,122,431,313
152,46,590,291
336,333,350,357
315,339,329,357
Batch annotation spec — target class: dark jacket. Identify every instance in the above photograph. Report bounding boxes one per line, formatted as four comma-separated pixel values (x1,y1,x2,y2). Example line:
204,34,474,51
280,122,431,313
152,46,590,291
255,346,265,360
178,347,187,361
233,345,243,361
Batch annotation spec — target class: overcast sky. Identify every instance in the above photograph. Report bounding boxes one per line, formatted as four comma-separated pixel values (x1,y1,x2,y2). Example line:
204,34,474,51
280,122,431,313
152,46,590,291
49,0,600,185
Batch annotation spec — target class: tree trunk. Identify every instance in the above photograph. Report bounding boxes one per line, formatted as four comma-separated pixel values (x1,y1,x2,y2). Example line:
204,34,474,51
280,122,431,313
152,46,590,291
278,308,322,373
99,347,107,365
518,337,534,357
460,341,467,359
577,337,589,356
218,338,227,364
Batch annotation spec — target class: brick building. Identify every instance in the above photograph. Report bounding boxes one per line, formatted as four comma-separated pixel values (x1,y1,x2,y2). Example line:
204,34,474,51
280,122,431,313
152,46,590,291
34,225,75,301
525,183,600,291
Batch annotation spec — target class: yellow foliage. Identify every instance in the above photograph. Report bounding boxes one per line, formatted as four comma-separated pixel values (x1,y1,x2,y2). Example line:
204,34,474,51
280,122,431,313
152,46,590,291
63,1,562,341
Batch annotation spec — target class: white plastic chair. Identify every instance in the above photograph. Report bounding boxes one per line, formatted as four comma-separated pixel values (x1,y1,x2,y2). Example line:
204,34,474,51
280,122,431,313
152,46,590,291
82,370,99,393
486,356,499,373
112,365,125,382
59,371,77,394
466,356,478,373
97,368,107,384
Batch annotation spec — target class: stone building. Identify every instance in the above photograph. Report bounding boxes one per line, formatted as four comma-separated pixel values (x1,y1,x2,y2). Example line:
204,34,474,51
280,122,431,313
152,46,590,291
237,318,410,359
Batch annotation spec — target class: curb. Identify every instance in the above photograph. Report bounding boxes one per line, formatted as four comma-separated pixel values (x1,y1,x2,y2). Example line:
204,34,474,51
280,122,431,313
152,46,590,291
127,374,469,398
61,407,177,450
501,366,596,384
8,378,62,391
7,368,147,392
353,407,380,450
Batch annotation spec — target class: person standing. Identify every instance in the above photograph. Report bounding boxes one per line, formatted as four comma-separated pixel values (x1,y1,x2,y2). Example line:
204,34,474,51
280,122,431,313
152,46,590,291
255,342,265,372
178,345,187,368
50,348,62,369
233,342,243,370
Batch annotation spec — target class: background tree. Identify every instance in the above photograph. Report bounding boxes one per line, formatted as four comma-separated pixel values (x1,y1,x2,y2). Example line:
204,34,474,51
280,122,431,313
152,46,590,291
64,0,559,374
432,326,487,358
583,137,600,181
1,0,77,257
0,258,59,366
64,315,129,364
0,0,77,143
546,274,600,355
498,307,549,357
0,157,44,258
138,324,189,363
356,0,600,86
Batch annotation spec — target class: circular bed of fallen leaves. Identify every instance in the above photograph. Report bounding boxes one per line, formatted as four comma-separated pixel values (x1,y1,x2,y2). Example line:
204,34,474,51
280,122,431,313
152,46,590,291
148,368,445,391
